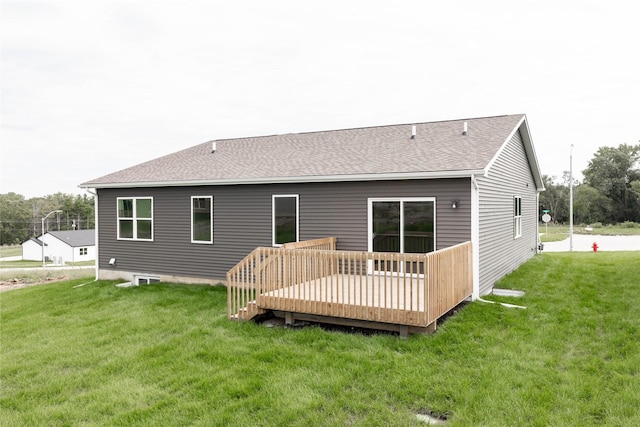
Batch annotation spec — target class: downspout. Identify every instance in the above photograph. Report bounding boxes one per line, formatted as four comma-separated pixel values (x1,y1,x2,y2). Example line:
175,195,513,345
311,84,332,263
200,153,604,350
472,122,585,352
74,188,98,288
470,175,480,300
536,191,541,253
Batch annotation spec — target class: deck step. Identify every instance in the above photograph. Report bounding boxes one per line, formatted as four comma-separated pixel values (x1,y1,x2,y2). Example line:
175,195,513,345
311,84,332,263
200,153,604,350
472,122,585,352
233,301,264,321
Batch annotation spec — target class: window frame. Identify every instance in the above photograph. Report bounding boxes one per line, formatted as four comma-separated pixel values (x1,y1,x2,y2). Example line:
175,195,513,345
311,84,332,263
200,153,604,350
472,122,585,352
79,247,88,256
191,195,214,244
514,196,522,239
134,275,160,285
117,197,154,241
272,194,299,247
367,197,437,254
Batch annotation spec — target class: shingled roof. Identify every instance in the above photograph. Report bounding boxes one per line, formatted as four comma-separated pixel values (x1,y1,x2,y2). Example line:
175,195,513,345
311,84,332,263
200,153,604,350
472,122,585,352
81,114,542,189
48,230,95,247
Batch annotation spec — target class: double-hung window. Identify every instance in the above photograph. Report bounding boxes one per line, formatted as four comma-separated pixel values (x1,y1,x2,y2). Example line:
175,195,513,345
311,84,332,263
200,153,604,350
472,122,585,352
272,195,299,246
191,196,213,244
117,197,153,241
514,197,522,238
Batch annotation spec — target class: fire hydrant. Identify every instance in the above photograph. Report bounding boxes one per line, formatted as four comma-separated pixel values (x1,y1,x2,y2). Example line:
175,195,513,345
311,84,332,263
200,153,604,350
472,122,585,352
592,242,598,252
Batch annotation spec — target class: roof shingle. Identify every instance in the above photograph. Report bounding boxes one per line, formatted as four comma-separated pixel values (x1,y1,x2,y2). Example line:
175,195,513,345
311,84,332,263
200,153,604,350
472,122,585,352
81,114,526,187
48,230,95,247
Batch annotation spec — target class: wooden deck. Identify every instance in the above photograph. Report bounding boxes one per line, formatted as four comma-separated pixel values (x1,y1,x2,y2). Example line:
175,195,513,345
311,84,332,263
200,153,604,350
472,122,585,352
227,238,473,336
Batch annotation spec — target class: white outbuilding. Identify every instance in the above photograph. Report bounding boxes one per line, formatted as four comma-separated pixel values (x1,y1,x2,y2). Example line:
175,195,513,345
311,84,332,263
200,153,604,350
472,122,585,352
21,237,46,261
22,230,95,263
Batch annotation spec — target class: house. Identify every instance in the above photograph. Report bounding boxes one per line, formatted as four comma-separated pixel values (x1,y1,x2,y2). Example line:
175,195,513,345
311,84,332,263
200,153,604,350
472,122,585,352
22,230,96,263
21,238,46,261
80,114,544,298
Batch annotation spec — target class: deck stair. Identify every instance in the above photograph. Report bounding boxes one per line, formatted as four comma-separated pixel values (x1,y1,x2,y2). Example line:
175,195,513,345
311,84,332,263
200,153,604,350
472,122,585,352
232,301,263,320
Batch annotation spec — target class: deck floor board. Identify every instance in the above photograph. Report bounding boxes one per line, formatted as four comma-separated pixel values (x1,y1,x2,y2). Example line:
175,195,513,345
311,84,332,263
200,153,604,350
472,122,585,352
260,274,426,312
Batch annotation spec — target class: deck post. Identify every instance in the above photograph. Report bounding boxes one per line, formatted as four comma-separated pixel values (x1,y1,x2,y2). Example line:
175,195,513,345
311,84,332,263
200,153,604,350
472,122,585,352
426,320,437,334
399,325,409,339
285,312,293,325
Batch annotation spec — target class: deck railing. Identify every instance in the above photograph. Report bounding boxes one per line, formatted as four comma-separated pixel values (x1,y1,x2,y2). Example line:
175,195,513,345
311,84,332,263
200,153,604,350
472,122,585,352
226,238,338,320
227,240,473,329
282,237,337,250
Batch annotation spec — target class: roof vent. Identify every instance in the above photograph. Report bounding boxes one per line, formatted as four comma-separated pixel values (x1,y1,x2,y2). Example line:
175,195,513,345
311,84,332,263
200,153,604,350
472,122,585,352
211,142,217,153
462,122,468,136
411,125,416,139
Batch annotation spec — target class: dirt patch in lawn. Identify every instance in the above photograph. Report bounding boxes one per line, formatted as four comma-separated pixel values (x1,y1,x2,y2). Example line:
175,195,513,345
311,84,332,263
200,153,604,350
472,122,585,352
0,276,71,292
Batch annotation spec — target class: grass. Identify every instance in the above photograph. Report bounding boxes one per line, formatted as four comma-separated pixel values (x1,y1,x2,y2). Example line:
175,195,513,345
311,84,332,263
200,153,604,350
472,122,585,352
0,260,46,268
1,252,640,426
0,245,21,258
0,266,94,284
0,260,95,269
540,223,640,242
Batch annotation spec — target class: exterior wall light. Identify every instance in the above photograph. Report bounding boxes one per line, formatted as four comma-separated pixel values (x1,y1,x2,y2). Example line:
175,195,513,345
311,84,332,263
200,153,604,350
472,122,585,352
451,200,459,209
109,258,117,265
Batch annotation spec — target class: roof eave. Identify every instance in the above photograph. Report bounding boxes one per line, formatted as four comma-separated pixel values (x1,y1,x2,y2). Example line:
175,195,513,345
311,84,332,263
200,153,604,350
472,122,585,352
79,170,486,190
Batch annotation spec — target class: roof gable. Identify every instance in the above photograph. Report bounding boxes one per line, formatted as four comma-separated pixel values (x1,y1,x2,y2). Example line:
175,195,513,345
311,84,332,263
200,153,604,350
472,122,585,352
485,115,545,191
81,114,542,188
22,237,45,247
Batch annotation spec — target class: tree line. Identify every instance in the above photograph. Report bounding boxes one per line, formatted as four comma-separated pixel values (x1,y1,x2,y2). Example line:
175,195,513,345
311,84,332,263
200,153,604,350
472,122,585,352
0,192,95,245
540,143,640,225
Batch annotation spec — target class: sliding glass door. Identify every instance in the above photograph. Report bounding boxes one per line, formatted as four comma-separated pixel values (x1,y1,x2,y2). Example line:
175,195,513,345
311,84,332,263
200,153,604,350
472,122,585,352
369,198,435,273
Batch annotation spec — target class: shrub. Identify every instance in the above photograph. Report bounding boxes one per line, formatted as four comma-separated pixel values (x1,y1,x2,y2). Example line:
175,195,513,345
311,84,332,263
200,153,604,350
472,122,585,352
591,222,603,228
621,221,638,228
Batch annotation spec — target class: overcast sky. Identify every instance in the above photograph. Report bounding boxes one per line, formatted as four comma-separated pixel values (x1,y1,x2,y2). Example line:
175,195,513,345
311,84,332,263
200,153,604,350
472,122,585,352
2,0,638,198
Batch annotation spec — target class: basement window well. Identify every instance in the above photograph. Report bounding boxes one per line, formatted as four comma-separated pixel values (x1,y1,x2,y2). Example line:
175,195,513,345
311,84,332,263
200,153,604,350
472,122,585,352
135,276,160,285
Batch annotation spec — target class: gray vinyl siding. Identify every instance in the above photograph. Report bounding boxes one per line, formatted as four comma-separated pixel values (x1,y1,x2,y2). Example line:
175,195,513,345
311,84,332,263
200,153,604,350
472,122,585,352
476,129,539,295
97,178,471,282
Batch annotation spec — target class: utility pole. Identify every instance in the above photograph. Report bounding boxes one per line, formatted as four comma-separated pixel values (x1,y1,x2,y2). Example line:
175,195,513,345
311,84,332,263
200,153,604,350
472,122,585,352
569,144,574,252
42,209,62,268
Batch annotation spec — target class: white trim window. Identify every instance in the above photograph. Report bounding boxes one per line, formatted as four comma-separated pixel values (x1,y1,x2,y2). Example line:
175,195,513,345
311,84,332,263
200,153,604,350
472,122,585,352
272,195,299,246
514,196,522,238
191,196,213,244
117,197,154,241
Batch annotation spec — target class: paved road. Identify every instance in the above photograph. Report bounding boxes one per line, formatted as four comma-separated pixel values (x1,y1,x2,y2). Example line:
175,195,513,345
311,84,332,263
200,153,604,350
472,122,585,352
542,234,640,252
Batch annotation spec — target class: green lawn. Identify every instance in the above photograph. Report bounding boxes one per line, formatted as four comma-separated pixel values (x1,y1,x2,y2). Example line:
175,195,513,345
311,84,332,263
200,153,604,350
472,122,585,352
0,245,21,258
2,252,639,426
0,260,95,269
0,260,52,268
540,223,640,242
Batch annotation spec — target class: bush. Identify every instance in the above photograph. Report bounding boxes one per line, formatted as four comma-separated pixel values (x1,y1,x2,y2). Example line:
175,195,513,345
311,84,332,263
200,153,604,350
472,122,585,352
591,222,603,228
621,221,638,228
